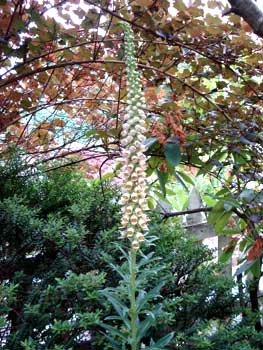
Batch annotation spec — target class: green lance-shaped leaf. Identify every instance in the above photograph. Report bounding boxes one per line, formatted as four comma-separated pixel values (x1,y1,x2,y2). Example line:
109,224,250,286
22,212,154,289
100,323,128,341
136,282,164,313
136,313,156,342
215,211,232,234
154,331,175,348
102,330,126,349
100,289,129,319
174,171,189,192
145,331,175,349
175,170,195,186
156,169,169,197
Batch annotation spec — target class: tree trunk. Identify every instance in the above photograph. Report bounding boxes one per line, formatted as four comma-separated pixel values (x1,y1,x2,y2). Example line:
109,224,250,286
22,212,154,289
226,0,263,38
248,275,262,332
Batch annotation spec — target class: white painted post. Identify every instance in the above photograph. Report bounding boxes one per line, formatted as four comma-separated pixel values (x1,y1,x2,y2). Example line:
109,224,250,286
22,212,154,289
186,188,214,241
185,188,232,276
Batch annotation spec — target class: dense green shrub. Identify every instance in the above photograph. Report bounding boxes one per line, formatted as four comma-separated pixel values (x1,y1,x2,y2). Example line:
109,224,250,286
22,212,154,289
0,153,121,349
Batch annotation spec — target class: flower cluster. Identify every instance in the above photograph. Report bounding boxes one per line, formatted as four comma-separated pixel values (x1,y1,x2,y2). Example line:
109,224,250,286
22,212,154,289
119,23,149,249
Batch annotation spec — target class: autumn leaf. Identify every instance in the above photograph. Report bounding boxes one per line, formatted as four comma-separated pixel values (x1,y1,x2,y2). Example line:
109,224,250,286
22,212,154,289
248,237,263,261
51,119,66,128
134,0,153,6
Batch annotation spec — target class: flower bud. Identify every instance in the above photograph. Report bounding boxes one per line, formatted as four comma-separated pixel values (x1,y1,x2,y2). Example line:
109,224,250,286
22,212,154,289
137,134,146,142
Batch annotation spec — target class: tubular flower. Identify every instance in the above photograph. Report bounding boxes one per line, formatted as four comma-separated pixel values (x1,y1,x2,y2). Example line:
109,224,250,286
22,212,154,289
119,23,149,248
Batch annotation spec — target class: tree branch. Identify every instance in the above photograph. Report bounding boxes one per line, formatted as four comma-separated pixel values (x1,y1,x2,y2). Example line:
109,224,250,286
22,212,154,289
226,0,263,38
162,207,212,219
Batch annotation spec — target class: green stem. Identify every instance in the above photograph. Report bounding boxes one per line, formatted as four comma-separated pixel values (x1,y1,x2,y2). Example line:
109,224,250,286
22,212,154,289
130,248,138,350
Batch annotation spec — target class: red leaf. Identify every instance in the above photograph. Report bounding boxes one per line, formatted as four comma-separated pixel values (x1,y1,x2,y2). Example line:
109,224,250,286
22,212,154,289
248,237,263,261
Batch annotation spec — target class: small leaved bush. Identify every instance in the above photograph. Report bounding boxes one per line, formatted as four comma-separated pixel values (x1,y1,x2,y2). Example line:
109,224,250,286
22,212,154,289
0,151,121,350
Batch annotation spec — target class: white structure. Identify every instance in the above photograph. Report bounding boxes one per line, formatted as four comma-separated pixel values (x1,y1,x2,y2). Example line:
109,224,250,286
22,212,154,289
185,188,232,276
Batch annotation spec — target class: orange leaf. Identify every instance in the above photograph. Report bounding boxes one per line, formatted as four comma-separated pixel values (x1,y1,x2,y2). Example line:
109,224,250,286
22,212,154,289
248,237,263,261
51,119,66,127
241,20,253,33
134,0,153,6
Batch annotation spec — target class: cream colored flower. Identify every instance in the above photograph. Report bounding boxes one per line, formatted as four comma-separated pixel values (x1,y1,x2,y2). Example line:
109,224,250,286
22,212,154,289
127,227,135,237
121,193,130,202
132,240,140,249
125,206,133,214
130,173,138,181
131,193,138,202
130,215,138,225
134,207,143,216
125,181,133,191
136,232,144,241
121,219,129,227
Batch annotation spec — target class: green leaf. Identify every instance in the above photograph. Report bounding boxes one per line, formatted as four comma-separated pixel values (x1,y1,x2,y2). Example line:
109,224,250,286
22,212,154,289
164,142,181,167
223,202,233,212
215,212,232,233
156,170,168,197
137,314,155,341
175,170,195,186
85,129,107,138
136,282,164,312
108,262,128,281
137,252,161,269
216,188,230,196
154,331,175,347
144,137,158,150
102,333,120,349
153,190,171,204
219,239,238,264
249,258,261,278
100,323,127,340
207,201,225,225
147,197,156,210
100,289,128,318
234,260,255,277
174,172,189,192
240,189,256,203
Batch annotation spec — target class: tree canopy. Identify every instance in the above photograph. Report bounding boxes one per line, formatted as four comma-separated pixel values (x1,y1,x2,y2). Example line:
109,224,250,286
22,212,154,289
1,0,262,251
0,0,262,167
